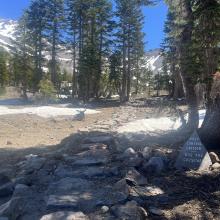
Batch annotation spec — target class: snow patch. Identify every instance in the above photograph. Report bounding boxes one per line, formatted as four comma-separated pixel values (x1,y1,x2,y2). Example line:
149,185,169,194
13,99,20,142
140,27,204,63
0,105,100,118
117,110,206,134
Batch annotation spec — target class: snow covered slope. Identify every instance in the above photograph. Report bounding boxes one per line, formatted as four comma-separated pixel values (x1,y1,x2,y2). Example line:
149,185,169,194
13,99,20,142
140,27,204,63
0,18,73,73
0,18,163,75
144,49,163,75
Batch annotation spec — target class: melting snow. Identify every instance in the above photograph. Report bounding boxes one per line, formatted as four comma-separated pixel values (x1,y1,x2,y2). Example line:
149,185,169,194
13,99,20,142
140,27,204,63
117,110,206,134
0,105,100,118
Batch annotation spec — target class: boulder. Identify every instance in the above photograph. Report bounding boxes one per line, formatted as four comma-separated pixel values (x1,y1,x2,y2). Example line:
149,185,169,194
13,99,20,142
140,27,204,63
212,162,220,170
148,207,164,216
0,175,10,186
101,206,109,213
54,165,73,178
0,185,39,220
83,136,114,146
0,217,8,220
95,182,131,207
46,195,79,211
111,201,148,220
40,211,89,220
122,148,137,158
0,174,14,197
142,146,152,160
46,178,96,212
114,179,130,198
209,152,220,164
143,157,165,175
65,149,110,166
47,177,92,194
19,157,46,174
125,168,148,186
0,183,14,197
80,143,108,151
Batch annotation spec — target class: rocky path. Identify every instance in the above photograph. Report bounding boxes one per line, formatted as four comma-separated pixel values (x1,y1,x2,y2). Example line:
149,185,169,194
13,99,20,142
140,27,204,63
0,133,158,220
1,103,220,220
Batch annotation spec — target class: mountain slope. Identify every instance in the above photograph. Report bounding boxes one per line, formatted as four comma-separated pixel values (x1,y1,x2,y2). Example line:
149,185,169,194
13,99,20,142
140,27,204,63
0,18,163,75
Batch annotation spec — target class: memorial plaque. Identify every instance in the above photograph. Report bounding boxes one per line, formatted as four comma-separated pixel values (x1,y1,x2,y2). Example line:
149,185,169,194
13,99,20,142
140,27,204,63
175,131,212,171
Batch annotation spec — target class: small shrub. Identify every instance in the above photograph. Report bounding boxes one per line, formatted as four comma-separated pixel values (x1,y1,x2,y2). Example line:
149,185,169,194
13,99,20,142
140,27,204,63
38,79,57,103
0,87,6,97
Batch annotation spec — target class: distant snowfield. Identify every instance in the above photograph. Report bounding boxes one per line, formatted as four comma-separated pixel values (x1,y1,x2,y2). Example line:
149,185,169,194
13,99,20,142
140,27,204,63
0,105,100,118
117,110,206,134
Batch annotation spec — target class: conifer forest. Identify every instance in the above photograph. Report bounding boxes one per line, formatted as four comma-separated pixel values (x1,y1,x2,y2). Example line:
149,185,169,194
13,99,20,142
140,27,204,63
0,0,220,219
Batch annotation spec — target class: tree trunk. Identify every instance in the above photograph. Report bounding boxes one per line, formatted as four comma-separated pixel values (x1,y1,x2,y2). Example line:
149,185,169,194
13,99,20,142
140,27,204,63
72,27,77,98
179,0,199,130
51,23,57,86
200,95,220,150
121,28,127,103
126,32,131,102
173,70,184,99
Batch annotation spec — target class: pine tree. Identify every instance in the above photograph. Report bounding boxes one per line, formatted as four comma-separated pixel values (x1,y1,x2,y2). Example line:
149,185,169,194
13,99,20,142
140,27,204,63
193,0,220,148
26,0,47,91
115,0,151,102
45,0,64,87
66,0,79,97
162,9,184,99
0,47,9,87
14,12,34,99
67,0,113,100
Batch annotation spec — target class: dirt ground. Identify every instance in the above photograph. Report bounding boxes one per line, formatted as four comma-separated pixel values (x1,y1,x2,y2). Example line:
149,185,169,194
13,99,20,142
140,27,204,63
0,97,220,220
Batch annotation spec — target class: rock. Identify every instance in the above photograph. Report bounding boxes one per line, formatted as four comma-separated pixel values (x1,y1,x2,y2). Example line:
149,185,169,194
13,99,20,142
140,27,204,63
144,186,164,196
47,177,91,194
142,146,152,159
0,174,14,197
46,195,79,210
14,177,28,185
114,179,130,198
129,185,164,201
0,185,39,220
97,185,129,206
0,217,8,220
77,167,106,178
0,183,14,197
54,165,73,178
125,168,148,186
120,151,143,168
101,206,109,213
40,211,89,220
13,184,30,197
143,157,165,175
83,136,114,146
212,162,220,170
209,152,220,164
20,157,46,174
111,201,148,220
0,201,10,217
0,175,10,186
55,164,111,179
66,149,110,166
6,141,12,145
122,148,137,158
148,207,164,216
46,177,96,212
80,143,108,151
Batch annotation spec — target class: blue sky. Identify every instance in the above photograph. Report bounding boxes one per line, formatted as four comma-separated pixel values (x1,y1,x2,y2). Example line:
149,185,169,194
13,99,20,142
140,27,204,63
0,0,168,51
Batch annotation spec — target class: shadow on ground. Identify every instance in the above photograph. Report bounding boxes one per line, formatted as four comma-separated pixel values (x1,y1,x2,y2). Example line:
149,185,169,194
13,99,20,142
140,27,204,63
0,128,219,219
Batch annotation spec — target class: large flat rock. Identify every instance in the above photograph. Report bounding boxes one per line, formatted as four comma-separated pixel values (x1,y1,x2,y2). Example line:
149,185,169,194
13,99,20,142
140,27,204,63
47,177,92,194
83,136,114,145
66,149,111,166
